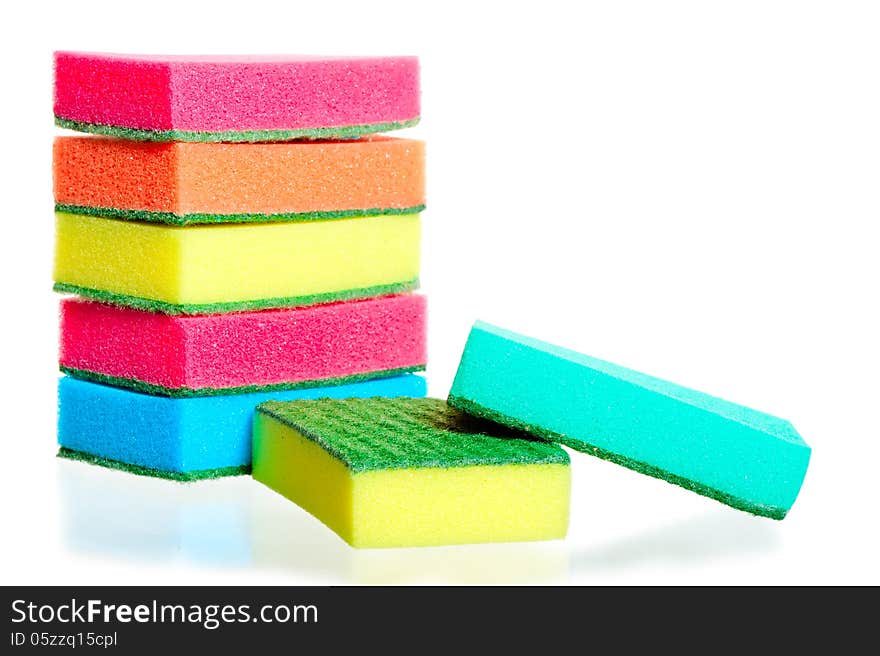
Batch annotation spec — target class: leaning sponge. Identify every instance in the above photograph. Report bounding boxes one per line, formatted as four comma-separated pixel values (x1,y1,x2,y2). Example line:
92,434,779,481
53,211,420,314
54,136,425,225
58,374,427,481
448,321,811,520
54,52,420,142
60,294,427,396
252,397,571,548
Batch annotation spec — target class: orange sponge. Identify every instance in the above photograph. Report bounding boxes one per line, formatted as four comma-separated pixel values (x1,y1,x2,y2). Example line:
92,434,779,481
54,136,426,225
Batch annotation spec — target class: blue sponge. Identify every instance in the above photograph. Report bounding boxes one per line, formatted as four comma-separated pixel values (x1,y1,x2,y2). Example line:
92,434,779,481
448,321,811,519
58,374,427,480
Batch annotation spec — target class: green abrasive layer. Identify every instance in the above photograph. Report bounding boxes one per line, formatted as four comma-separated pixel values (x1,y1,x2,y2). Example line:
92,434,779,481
54,203,427,226
55,117,421,143
256,397,570,474
61,365,427,398
447,395,788,520
52,279,419,315
57,447,250,482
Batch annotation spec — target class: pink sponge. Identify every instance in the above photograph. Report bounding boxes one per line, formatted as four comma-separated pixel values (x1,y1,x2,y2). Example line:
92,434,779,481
54,52,420,142
60,295,427,396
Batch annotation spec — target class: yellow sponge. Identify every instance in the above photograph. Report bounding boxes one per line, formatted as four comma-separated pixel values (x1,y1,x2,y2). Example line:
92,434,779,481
53,212,421,313
252,398,571,548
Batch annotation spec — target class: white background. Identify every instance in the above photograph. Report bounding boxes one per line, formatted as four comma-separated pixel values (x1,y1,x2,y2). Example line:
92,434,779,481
1,0,877,585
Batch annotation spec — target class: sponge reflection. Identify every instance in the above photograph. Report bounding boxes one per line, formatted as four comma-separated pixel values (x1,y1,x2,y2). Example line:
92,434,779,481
58,458,568,584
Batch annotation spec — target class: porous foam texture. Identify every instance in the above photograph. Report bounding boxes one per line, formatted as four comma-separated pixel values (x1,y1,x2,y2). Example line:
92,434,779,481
448,322,812,520
54,52,420,141
53,212,420,314
252,397,571,548
57,374,427,480
53,136,426,225
60,295,427,396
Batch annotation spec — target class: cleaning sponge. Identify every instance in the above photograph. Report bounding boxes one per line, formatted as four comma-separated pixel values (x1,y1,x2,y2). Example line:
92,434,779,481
448,321,811,520
54,52,420,142
54,136,426,225
60,294,427,396
53,211,420,314
252,397,571,548
58,374,427,480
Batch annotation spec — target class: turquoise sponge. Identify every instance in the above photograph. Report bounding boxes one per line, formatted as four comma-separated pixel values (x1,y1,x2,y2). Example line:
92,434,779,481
448,321,811,520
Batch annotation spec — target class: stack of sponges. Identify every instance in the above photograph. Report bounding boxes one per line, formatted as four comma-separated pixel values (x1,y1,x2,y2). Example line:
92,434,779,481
53,52,428,480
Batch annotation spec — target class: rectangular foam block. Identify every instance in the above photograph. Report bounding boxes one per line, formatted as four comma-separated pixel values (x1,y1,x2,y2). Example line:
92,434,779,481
53,211,421,314
60,295,427,396
53,136,425,225
57,374,427,480
252,397,571,548
448,322,811,520
54,52,420,141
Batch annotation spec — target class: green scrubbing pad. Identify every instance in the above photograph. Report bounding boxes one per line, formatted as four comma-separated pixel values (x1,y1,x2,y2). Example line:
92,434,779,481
52,281,418,316
448,321,811,520
57,447,250,482
252,397,571,548
258,397,569,472
54,117,420,143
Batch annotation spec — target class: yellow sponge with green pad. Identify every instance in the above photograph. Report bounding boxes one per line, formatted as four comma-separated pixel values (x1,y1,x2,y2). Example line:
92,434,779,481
53,211,420,313
252,397,570,548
